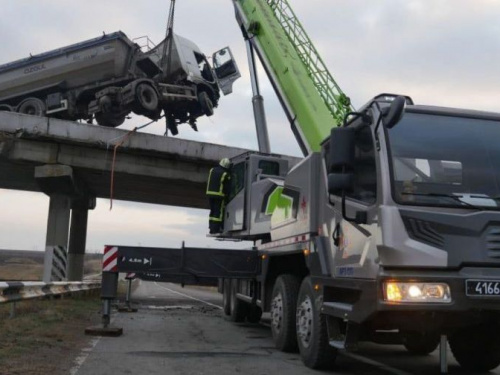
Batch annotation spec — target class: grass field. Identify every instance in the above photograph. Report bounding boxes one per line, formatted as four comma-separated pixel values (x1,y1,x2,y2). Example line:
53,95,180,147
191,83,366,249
0,294,101,375
0,250,102,281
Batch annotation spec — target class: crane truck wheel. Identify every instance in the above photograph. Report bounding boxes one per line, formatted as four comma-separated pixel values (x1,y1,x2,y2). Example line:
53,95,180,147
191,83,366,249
0,104,13,112
198,91,214,117
449,323,500,372
402,331,440,355
222,278,231,316
270,274,300,352
296,276,337,369
229,279,248,322
136,83,159,112
17,98,45,116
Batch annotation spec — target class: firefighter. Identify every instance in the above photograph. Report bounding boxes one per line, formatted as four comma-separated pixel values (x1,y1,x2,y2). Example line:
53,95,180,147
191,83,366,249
206,158,232,234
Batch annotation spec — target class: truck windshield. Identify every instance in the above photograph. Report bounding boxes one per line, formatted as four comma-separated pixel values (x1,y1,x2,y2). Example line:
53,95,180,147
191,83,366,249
387,111,500,209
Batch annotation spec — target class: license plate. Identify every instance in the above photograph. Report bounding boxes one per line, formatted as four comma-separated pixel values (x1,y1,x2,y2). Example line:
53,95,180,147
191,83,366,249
466,280,500,297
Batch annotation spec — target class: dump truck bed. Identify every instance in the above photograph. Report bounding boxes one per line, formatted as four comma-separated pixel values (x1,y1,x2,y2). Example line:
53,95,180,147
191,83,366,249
0,31,139,100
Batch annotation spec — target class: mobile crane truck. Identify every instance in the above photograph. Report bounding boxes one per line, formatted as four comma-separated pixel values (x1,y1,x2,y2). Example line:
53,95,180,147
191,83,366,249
103,0,500,372
215,0,500,372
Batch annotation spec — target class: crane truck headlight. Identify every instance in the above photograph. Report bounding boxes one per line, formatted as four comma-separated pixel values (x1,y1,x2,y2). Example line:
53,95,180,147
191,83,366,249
383,282,451,303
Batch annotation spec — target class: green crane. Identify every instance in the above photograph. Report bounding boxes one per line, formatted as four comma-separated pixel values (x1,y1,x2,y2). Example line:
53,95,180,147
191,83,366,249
233,0,353,154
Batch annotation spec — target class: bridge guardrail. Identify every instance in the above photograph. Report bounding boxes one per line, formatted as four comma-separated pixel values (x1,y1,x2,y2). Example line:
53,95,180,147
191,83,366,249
0,281,101,304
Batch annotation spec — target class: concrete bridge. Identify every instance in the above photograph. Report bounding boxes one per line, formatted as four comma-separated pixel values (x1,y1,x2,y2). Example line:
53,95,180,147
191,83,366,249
0,112,299,281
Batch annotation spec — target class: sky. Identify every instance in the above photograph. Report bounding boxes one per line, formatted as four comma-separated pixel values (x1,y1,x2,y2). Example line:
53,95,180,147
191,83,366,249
0,0,499,252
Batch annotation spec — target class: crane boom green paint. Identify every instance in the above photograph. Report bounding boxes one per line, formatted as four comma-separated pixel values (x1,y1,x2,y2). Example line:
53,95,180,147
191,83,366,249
234,0,352,153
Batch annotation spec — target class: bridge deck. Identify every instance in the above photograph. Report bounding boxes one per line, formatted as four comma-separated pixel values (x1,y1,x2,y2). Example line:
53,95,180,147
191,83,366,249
0,112,262,208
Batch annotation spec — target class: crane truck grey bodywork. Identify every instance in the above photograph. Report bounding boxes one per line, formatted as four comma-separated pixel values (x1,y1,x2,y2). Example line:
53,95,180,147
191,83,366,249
0,31,240,135
219,94,500,371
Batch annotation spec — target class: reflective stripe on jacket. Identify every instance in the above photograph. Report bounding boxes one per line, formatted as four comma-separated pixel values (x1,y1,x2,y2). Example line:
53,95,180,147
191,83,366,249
206,165,230,197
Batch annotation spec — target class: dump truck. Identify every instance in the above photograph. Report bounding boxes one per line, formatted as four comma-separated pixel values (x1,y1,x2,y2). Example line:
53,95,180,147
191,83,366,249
0,31,240,135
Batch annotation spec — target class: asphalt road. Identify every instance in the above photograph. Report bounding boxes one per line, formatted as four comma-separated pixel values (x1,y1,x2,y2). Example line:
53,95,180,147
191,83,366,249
72,281,500,375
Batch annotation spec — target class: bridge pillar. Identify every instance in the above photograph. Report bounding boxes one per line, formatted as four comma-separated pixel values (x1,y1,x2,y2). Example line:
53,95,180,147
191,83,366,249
35,164,93,282
43,194,71,282
68,197,96,281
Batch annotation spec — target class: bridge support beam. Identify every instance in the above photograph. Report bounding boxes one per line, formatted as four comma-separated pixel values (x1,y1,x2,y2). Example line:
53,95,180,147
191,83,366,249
68,197,95,281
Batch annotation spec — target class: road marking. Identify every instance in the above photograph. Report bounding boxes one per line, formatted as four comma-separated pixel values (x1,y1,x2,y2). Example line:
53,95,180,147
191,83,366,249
154,282,223,310
70,315,117,375
341,352,413,375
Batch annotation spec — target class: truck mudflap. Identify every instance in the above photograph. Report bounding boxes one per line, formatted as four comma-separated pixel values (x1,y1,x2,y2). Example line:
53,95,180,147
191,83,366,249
314,267,500,325
107,244,259,287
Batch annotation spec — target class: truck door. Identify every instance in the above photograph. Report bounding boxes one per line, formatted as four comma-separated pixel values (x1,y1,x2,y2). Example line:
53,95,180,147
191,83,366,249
328,123,379,279
225,161,246,231
212,47,241,95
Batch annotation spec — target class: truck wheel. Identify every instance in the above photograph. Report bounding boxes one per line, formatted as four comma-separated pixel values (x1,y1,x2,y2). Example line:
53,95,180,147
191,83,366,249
449,323,500,372
402,331,439,355
136,83,159,112
229,279,247,322
0,104,13,112
95,112,126,127
296,276,337,369
271,274,300,352
222,279,231,316
198,91,214,117
17,98,45,116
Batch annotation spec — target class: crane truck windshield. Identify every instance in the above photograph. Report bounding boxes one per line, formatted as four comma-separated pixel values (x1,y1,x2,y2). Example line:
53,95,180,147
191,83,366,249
387,112,500,209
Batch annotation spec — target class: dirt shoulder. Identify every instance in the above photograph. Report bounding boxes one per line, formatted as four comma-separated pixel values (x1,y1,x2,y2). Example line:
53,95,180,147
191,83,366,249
0,295,101,375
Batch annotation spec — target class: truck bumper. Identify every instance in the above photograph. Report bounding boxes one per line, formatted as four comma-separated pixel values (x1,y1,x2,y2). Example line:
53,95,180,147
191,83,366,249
314,267,500,329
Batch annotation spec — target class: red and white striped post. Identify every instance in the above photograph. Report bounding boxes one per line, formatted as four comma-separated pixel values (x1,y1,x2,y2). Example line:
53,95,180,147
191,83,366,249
84,246,123,336
101,246,119,328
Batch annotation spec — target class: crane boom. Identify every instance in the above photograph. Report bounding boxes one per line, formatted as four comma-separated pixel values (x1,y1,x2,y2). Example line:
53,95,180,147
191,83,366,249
233,0,352,154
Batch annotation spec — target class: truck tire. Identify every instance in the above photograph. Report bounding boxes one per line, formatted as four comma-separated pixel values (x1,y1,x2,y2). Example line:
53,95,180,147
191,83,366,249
449,323,500,372
296,276,337,369
17,98,45,116
229,279,247,322
271,274,300,352
136,83,159,112
402,331,439,355
0,104,13,112
222,279,231,316
95,112,126,127
198,91,214,117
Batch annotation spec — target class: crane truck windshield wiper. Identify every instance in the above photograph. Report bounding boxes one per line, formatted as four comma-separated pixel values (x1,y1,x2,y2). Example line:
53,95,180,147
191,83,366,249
400,192,483,210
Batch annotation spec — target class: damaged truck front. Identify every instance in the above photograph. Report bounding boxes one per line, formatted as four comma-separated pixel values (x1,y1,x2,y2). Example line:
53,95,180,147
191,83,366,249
0,31,240,135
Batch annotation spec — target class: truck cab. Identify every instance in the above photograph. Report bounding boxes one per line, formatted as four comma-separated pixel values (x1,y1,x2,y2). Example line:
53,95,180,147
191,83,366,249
319,94,500,369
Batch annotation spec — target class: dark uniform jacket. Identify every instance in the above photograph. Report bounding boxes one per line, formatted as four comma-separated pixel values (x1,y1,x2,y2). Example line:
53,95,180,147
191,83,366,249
206,165,231,198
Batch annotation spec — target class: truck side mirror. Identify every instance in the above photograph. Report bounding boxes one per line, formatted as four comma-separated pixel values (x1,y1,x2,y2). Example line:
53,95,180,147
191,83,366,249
382,95,406,129
328,173,353,195
328,127,355,173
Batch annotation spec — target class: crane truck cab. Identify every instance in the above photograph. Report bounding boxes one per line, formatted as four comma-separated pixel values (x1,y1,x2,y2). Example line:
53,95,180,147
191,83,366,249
220,94,500,372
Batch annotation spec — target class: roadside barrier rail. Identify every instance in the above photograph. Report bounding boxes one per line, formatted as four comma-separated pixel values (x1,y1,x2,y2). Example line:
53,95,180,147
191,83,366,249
0,281,101,304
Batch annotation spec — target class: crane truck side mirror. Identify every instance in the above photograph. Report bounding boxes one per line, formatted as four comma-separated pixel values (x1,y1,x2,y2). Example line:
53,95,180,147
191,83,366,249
382,95,406,129
328,173,354,195
328,127,355,173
